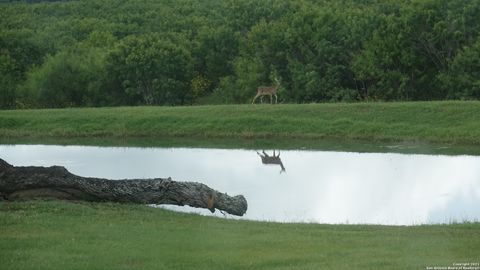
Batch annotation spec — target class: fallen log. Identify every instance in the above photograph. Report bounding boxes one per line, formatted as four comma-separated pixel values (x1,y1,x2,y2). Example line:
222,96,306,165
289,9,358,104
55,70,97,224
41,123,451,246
0,158,247,216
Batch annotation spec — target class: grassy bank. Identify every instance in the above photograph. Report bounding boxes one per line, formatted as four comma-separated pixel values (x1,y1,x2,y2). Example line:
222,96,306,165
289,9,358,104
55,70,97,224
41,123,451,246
1,201,479,270
1,101,480,145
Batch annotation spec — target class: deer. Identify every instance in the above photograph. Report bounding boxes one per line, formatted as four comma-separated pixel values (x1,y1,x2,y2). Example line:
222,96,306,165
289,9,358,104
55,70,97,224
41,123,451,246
257,150,286,174
252,78,280,104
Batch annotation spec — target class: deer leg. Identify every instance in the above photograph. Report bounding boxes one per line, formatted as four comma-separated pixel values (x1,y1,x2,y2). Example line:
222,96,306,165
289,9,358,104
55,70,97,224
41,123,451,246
260,96,264,104
274,94,278,104
252,94,260,104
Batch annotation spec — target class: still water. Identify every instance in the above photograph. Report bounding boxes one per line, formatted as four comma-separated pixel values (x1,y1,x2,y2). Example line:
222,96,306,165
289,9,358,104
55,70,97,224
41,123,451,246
2,144,480,225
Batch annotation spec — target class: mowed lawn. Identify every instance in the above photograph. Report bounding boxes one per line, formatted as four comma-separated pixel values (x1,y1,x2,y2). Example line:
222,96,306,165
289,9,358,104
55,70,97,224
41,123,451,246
1,101,480,144
0,201,479,270
2,102,480,269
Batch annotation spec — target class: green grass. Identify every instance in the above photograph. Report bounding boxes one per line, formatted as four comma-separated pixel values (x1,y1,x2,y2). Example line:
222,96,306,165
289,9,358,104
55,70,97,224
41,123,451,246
2,103,479,269
1,101,480,145
1,201,479,270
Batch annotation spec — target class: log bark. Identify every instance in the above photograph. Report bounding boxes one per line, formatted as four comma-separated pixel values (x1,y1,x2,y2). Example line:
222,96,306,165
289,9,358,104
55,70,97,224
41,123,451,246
0,159,247,216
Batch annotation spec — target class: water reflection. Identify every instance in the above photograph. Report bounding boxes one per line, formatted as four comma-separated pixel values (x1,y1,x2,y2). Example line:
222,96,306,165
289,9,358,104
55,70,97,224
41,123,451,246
256,150,286,173
1,144,480,225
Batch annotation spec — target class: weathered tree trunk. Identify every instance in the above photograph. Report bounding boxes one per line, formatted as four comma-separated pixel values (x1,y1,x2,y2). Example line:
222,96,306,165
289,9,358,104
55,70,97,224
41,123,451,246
0,159,247,216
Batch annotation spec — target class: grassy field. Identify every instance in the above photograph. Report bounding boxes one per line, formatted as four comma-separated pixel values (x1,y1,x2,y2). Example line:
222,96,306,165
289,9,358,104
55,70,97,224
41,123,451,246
1,101,480,145
2,102,480,269
1,201,479,270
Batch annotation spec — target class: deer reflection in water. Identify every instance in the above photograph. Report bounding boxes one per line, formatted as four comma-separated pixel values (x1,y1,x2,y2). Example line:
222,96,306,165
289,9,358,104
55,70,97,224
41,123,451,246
256,150,286,173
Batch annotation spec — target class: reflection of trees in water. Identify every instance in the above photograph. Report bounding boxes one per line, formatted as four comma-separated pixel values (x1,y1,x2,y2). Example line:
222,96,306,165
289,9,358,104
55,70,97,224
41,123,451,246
256,150,286,173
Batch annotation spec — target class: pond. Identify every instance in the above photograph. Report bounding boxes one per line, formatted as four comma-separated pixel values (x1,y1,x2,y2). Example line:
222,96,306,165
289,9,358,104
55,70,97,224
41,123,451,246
1,144,480,225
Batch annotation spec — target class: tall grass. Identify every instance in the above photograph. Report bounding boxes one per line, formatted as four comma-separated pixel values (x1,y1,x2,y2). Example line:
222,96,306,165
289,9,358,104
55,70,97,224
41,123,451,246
1,101,480,144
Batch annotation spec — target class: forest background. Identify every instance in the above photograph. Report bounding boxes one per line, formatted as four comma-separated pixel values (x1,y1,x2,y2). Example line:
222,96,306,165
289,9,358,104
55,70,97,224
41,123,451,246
1,0,480,109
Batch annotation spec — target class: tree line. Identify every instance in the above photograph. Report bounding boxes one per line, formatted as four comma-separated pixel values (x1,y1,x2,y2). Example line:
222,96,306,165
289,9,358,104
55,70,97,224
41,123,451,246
1,0,480,109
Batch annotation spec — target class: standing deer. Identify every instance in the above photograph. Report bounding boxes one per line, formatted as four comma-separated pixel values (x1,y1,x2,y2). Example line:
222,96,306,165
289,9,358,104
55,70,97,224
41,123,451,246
252,78,280,104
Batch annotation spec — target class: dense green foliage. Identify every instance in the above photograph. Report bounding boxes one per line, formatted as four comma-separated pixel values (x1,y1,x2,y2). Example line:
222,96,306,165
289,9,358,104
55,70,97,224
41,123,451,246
1,201,479,269
1,0,480,108
2,101,480,145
